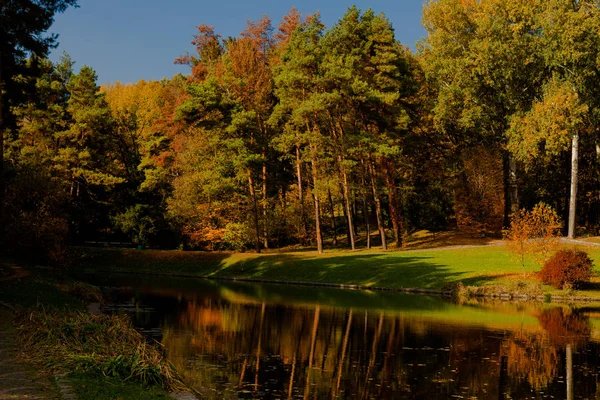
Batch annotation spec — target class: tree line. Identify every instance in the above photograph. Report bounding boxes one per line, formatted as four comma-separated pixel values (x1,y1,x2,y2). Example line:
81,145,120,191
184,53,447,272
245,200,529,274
3,1,600,260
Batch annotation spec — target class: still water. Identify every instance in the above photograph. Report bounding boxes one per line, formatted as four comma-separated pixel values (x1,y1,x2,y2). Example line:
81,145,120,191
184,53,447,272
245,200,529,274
82,274,600,399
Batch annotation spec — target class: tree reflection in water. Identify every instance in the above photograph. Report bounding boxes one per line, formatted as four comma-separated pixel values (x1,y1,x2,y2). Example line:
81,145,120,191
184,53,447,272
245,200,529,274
100,281,597,399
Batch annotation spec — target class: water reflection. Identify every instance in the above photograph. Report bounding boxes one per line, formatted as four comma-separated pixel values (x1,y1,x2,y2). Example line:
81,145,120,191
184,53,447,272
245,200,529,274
86,274,600,399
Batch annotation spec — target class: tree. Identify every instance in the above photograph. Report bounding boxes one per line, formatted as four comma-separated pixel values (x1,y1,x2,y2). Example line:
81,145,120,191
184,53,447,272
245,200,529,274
0,0,78,238
517,1,600,238
271,15,327,253
55,65,123,197
320,7,416,249
420,0,547,223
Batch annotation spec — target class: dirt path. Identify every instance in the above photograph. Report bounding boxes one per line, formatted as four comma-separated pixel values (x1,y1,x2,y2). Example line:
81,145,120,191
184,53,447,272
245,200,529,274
0,307,61,400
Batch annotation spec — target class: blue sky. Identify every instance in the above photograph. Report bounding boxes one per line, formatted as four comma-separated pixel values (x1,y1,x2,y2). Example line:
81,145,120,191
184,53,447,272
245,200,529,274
50,0,427,84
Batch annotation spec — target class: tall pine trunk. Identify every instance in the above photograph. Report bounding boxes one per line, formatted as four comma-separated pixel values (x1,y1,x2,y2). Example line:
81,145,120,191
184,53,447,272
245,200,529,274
339,161,356,250
363,194,371,249
369,160,387,250
295,142,308,244
340,182,352,246
383,158,402,247
361,161,371,249
328,188,338,246
310,144,323,254
568,133,579,239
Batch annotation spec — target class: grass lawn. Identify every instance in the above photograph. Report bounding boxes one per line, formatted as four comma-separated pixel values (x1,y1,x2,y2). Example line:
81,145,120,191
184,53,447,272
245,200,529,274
79,242,600,297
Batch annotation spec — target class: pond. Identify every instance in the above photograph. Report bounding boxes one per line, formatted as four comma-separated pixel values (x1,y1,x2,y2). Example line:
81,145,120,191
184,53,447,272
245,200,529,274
81,273,600,399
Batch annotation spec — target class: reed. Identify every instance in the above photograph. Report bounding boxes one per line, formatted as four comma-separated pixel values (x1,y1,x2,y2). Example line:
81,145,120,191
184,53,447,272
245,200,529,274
17,308,190,393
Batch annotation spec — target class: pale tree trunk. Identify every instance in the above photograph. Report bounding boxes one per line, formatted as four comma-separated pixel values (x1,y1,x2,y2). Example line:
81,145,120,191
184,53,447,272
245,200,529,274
369,160,387,250
566,343,573,400
248,170,261,253
568,133,579,239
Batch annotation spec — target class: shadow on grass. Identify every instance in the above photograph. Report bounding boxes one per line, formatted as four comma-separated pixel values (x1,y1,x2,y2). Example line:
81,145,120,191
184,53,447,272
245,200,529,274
79,247,514,291
214,253,508,290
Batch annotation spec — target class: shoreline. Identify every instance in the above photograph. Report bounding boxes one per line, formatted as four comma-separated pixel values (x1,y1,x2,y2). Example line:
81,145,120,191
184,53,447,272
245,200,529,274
85,268,600,304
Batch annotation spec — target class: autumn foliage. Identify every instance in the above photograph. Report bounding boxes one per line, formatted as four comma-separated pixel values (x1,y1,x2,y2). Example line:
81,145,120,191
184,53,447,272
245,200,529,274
504,203,562,275
455,147,504,234
539,249,593,290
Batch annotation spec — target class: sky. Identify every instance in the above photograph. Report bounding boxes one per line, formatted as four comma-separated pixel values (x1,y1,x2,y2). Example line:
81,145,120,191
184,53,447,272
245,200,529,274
49,0,428,85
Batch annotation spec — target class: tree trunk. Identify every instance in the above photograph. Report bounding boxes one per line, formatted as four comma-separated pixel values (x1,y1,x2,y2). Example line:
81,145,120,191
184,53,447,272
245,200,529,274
303,306,320,399
295,141,309,244
363,193,371,249
340,182,352,246
509,154,519,215
369,161,387,250
362,312,384,399
568,133,579,239
262,158,269,249
333,309,353,399
310,146,323,254
328,189,338,246
248,169,261,253
566,343,573,400
382,158,402,247
0,51,4,230
340,162,356,250
255,302,266,392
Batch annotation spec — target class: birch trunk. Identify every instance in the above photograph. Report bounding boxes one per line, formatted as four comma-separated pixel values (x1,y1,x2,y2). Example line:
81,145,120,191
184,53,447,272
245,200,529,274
568,133,579,239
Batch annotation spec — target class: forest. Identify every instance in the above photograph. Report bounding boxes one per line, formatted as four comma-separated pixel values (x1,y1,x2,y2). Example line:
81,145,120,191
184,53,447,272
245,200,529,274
3,0,600,262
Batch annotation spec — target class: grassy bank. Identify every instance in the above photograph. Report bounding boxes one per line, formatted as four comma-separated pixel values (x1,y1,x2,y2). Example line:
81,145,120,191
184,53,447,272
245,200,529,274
79,243,600,299
0,267,184,399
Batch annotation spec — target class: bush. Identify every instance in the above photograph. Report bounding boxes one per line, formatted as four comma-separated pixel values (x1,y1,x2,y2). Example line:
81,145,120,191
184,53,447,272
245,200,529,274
539,250,593,289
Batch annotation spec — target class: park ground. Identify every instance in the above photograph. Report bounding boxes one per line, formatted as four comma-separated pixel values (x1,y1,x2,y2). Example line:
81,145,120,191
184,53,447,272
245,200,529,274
79,230,600,301
2,230,600,400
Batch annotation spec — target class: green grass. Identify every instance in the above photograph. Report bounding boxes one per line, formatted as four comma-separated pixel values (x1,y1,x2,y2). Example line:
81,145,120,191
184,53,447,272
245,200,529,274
79,244,600,298
69,373,171,400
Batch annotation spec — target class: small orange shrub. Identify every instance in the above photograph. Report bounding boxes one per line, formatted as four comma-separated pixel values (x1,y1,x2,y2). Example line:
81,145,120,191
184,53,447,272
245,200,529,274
539,250,593,289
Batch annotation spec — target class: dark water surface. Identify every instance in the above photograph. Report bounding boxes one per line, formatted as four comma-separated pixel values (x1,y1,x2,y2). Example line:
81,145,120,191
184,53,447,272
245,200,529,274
81,273,600,399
